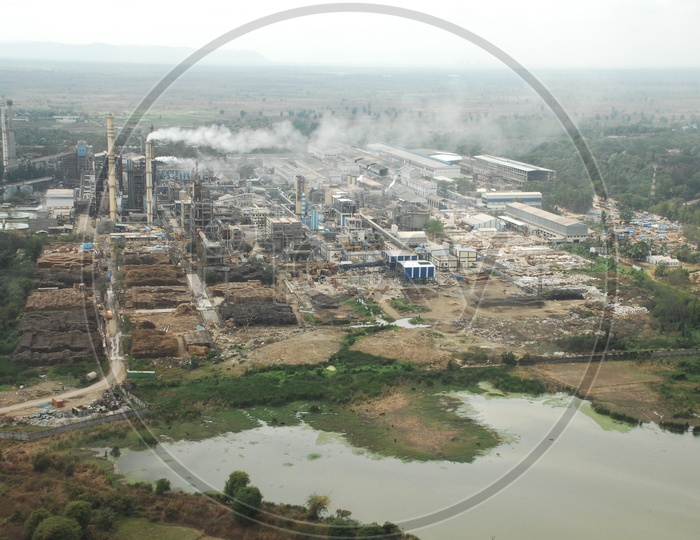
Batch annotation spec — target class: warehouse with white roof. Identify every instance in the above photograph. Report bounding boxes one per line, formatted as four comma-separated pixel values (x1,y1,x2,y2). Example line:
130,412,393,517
505,202,590,243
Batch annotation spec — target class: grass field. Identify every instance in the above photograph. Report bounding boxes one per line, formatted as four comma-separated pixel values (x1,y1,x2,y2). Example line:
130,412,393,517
116,518,221,540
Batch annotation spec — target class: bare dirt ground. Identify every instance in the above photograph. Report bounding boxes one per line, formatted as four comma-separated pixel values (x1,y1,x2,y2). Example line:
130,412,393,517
129,309,201,334
519,361,670,423
230,327,346,367
351,327,454,367
362,391,457,454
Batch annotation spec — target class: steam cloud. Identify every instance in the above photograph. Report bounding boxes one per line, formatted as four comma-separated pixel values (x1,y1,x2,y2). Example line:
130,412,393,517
146,99,560,160
147,122,307,153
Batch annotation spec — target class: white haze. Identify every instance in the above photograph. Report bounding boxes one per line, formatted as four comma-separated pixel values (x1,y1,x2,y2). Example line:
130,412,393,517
147,104,563,161
148,122,307,153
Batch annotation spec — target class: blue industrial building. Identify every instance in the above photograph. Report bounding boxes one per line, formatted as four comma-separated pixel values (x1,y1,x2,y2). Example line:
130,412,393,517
400,260,436,279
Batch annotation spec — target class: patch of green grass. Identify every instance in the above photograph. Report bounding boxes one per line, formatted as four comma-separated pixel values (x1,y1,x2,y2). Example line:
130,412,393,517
304,389,498,463
115,518,207,540
0,356,40,386
389,298,429,314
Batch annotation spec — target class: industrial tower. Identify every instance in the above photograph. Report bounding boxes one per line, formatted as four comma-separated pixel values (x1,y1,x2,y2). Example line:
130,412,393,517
1,99,17,172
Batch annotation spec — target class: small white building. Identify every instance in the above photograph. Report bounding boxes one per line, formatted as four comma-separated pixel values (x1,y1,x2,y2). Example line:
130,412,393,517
646,255,680,267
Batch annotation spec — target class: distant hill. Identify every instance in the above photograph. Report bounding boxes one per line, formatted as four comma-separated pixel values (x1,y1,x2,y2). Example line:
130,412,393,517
0,41,270,66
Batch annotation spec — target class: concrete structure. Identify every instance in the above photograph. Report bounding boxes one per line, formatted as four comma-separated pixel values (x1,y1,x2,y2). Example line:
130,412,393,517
395,230,428,248
462,213,504,231
106,114,118,221
383,249,419,268
646,255,680,267
471,155,554,186
145,140,154,225
481,191,542,210
505,202,590,243
453,245,478,268
367,142,462,179
266,216,304,251
400,260,436,279
1,99,17,171
427,247,458,271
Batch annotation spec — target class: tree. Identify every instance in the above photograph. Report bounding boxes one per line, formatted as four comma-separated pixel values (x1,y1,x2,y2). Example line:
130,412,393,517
326,517,359,538
500,351,517,366
425,218,445,239
654,263,668,279
232,486,263,524
63,501,92,529
24,508,52,540
224,470,250,499
357,522,402,538
306,493,331,521
155,478,171,496
31,516,82,540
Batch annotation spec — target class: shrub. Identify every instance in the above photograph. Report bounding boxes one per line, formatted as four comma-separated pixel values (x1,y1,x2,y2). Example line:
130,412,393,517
31,516,82,540
232,486,263,524
24,508,52,540
155,478,171,496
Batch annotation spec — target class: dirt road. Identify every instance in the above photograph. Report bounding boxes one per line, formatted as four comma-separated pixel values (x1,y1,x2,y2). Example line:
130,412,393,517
0,356,126,416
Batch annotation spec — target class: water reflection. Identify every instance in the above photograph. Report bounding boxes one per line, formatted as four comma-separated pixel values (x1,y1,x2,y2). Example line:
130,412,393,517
116,392,700,539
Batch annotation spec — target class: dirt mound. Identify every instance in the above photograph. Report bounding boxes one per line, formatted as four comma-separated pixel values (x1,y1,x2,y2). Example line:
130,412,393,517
37,248,92,270
38,270,94,289
136,320,156,329
187,345,209,357
173,303,196,316
123,252,170,266
25,289,90,311
210,281,275,303
130,329,179,359
12,309,103,366
223,264,266,283
123,265,182,287
219,300,297,326
311,293,339,309
123,286,190,309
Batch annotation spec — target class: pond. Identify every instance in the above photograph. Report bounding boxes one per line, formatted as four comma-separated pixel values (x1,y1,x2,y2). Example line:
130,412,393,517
116,391,700,539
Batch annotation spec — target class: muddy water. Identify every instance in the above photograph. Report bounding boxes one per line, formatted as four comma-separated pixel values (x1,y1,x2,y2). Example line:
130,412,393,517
116,392,700,539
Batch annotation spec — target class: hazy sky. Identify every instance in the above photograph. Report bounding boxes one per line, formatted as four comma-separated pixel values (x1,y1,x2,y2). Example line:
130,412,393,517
3,0,699,68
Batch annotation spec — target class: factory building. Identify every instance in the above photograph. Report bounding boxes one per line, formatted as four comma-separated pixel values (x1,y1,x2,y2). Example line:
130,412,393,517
461,213,505,231
470,155,554,186
367,142,462,179
266,216,304,251
452,246,478,268
505,202,590,243
481,191,542,210
399,260,436,280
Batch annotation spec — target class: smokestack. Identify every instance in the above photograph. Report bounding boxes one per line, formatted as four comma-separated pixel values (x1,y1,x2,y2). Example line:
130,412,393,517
145,140,154,225
295,175,304,216
107,114,117,221
1,99,17,172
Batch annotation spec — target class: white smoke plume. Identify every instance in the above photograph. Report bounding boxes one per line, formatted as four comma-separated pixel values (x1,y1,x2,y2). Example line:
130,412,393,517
147,122,307,153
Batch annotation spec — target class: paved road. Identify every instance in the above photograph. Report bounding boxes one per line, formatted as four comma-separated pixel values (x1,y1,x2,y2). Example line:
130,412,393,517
186,272,220,324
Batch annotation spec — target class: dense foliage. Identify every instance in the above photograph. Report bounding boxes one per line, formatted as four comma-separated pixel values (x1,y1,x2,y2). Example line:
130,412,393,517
0,233,47,355
520,122,700,219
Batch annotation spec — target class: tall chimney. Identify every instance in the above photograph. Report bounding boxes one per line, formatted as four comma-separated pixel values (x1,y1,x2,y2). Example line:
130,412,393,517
145,140,154,225
295,175,303,216
1,99,17,172
107,114,117,221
